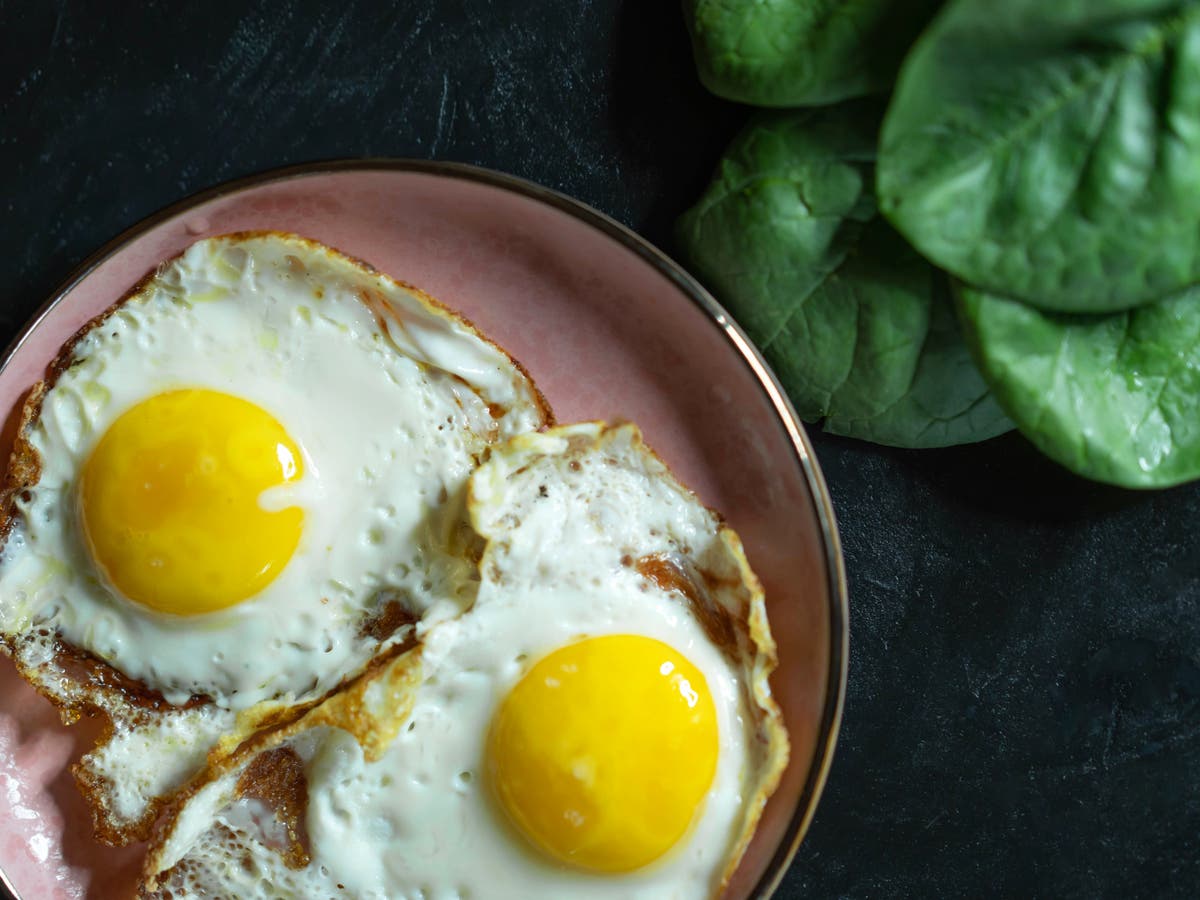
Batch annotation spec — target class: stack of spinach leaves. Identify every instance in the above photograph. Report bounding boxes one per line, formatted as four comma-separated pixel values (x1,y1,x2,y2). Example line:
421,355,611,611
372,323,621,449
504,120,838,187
677,0,1200,488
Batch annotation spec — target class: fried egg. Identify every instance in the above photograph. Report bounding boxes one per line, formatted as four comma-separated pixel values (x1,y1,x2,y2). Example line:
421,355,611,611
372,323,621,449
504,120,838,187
141,422,788,899
0,232,549,841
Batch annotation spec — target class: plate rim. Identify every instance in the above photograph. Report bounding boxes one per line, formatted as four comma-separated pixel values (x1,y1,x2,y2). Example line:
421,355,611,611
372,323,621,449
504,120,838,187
0,158,849,900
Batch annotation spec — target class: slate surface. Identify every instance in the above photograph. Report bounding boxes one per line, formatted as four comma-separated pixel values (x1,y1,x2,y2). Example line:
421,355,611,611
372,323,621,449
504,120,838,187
2,1,1198,897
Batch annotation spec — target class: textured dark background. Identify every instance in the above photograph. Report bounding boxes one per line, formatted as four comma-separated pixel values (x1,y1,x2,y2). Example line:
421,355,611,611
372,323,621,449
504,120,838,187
3,1,1198,897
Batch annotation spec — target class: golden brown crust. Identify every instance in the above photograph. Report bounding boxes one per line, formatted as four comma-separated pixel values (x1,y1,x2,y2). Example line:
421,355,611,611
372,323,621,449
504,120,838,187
634,552,747,660
713,525,787,891
73,743,166,846
236,747,311,870
359,596,419,642
0,631,170,844
55,641,211,712
140,643,425,891
0,384,45,544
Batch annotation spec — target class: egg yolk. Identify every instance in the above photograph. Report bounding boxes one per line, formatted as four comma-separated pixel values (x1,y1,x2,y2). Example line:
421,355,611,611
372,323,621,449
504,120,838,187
79,389,304,616
487,634,718,873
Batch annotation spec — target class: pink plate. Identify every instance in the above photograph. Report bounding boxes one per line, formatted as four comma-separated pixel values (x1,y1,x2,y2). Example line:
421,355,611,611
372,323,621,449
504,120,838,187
0,161,847,899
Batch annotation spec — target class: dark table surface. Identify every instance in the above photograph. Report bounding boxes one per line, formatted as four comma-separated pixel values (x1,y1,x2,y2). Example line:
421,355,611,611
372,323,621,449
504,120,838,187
3,2,1198,897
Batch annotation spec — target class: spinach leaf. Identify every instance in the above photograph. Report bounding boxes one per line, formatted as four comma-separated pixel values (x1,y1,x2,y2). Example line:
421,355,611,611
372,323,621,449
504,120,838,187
676,104,1012,448
957,283,1200,487
682,0,943,107
878,0,1200,313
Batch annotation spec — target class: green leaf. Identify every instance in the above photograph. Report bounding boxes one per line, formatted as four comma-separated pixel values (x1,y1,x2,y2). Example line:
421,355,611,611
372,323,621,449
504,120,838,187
677,104,1012,448
682,0,943,107
878,0,1200,313
957,282,1200,487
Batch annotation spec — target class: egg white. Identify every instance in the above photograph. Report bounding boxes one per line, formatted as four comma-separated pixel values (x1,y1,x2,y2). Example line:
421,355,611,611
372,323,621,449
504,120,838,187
302,583,754,899
142,422,787,900
0,234,544,710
